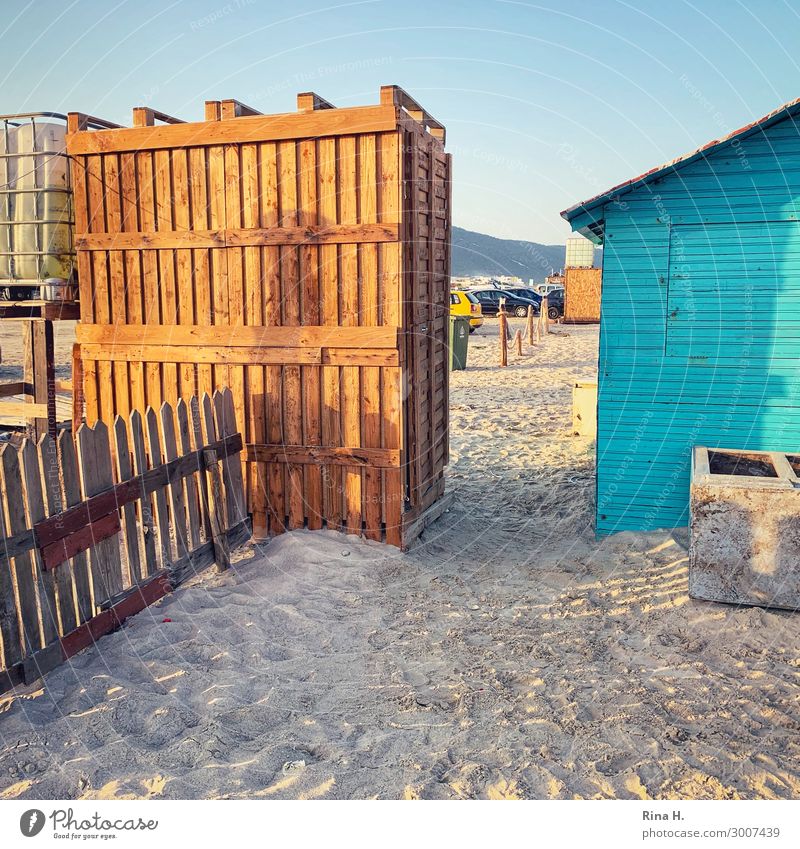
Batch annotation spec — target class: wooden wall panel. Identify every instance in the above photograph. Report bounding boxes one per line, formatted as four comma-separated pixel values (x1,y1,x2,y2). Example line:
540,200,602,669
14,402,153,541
67,92,450,547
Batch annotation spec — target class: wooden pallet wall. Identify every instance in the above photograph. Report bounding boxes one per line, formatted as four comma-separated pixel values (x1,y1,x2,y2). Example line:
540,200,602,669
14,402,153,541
66,87,450,548
564,266,602,323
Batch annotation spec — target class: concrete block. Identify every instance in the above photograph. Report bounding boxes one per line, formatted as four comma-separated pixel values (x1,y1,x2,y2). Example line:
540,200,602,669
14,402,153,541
689,446,800,610
572,381,597,437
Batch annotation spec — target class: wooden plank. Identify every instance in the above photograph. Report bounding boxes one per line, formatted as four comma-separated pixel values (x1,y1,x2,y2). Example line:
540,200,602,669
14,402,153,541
247,444,401,467
19,440,58,646
200,394,229,569
77,323,399,348
218,388,247,525
72,343,84,434
160,403,190,560
359,133,382,540
378,130,403,543
298,137,323,531
77,422,124,604
1,443,43,654
241,141,266,537
0,456,24,669
130,410,157,576
66,105,398,154
74,223,398,249
176,399,202,550
154,149,179,403
207,141,230,391
103,154,131,422
319,135,342,531
23,320,56,438
189,146,214,399
278,139,304,530
41,513,122,572
172,147,197,400
261,141,283,535
145,407,172,565
136,149,163,410
113,416,143,584
190,396,212,541
338,134,362,535
0,401,49,418
37,434,77,634
58,431,93,623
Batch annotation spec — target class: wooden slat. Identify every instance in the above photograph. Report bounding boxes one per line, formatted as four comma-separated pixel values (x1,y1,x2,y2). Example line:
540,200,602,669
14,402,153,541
145,407,172,565
38,434,77,634
73,223,398,250
176,399,202,550
66,105,398,154
298,137,323,531
1,443,42,654
77,423,124,605
319,135,342,531
161,403,190,560
241,140,266,538
19,440,59,646
77,323,399,348
129,410,157,577
58,431,93,623
279,139,304,530
113,416,143,584
247,444,400,467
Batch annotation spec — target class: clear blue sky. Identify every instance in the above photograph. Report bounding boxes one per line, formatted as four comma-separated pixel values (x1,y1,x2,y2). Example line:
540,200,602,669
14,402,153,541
4,0,799,243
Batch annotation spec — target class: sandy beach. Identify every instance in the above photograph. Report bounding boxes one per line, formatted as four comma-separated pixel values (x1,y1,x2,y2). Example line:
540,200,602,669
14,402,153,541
1,320,798,800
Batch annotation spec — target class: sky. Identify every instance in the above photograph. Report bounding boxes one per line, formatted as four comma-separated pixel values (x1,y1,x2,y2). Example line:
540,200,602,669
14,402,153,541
4,0,800,244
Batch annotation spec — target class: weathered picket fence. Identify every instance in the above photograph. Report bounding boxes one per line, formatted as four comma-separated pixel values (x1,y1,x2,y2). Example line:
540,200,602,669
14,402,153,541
0,388,249,693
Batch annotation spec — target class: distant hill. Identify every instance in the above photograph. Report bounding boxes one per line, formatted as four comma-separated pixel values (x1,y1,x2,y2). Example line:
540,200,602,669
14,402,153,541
451,226,601,283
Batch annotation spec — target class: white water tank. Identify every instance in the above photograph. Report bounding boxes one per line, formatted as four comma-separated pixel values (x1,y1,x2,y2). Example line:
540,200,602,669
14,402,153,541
565,235,594,268
0,116,73,299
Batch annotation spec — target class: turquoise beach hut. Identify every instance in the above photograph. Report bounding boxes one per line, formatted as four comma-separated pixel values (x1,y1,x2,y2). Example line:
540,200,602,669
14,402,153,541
561,96,800,536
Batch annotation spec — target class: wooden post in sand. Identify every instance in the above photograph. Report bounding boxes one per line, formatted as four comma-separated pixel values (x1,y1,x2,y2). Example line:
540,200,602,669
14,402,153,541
498,300,508,367
514,329,523,357
526,304,536,346
541,295,550,335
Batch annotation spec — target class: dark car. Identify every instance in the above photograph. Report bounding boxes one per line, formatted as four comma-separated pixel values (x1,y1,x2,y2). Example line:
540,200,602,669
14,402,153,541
502,286,564,320
469,287,540,318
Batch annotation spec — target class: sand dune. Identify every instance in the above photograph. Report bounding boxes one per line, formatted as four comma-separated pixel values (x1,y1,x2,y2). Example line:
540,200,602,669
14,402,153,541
1,322,798,800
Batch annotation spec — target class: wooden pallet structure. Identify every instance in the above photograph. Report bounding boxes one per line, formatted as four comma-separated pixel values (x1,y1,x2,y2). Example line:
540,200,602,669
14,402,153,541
0,388,249,693
65,85,453,549
0,301,80,438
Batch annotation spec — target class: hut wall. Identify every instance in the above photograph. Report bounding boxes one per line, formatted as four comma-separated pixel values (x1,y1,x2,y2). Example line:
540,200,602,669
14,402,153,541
596,115,800,535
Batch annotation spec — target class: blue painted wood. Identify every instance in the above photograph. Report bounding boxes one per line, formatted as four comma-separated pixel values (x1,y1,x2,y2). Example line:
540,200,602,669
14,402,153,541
592,119,800,535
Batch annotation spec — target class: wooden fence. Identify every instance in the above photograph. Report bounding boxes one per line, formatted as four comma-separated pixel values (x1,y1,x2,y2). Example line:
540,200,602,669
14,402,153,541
0,388,248,693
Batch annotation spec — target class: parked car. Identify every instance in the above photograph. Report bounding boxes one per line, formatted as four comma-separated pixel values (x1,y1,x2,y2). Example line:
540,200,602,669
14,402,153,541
450,290,484,331
503,286,564,320
470,287,540,318
543,288,564,320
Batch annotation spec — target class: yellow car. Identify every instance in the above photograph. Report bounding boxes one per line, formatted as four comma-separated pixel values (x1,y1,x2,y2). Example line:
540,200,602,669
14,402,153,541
450,290,483,332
